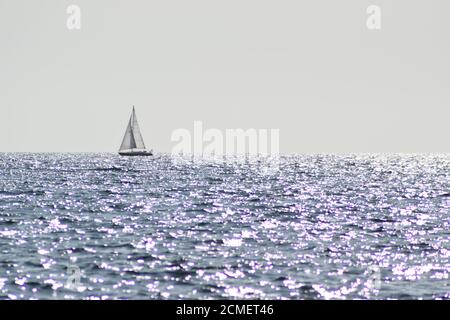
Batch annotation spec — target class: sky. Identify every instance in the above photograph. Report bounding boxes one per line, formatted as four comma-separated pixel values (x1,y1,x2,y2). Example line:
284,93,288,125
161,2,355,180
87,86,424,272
0,0,449,153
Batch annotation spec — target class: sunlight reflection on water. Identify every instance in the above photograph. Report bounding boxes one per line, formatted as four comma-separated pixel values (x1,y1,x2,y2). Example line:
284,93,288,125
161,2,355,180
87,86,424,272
0,153,449,299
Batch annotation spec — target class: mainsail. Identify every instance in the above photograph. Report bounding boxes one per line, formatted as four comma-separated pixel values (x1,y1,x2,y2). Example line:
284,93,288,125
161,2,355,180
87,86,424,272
119,107,146,151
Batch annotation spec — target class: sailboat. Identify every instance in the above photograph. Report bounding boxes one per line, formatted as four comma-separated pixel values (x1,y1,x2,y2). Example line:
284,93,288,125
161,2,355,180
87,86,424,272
118,106,153,156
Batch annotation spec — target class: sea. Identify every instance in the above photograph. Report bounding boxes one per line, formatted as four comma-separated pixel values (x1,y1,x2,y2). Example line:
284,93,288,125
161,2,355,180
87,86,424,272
0,153,448,300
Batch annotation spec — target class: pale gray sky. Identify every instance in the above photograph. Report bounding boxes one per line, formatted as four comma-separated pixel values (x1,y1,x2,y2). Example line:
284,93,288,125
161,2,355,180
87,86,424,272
0,0,449,153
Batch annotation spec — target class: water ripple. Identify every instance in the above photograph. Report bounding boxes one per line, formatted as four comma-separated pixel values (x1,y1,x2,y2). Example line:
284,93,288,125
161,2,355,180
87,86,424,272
0,153,448,299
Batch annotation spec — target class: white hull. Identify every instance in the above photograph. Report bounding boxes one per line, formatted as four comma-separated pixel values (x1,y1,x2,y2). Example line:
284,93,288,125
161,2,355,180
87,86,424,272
118,150,153,156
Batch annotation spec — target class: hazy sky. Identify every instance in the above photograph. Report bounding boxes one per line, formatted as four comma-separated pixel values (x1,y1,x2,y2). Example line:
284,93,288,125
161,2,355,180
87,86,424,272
0,0,449,153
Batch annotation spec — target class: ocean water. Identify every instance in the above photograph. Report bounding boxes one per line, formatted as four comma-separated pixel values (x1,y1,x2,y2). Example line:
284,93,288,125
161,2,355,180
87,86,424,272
0,153,448,300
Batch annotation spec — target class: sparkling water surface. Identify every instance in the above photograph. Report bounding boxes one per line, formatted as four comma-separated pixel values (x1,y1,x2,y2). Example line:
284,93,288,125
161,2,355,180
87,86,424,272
0,153,449,299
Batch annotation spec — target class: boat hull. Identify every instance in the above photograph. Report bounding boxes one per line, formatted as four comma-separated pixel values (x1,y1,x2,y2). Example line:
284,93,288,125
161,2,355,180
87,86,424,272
118,151,153,157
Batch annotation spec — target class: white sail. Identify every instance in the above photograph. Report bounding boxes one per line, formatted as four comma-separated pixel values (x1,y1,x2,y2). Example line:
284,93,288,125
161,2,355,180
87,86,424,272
131,108,146,150
119,107,146,151
119,118,136,151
